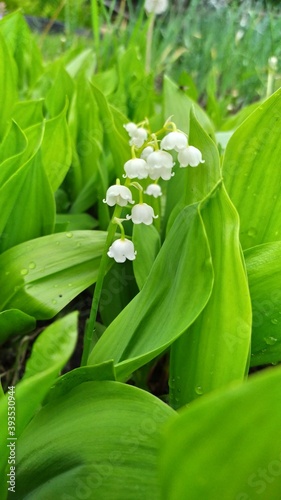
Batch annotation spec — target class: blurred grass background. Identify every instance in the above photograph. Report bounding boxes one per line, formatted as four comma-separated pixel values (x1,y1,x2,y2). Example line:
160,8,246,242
3,0,281,124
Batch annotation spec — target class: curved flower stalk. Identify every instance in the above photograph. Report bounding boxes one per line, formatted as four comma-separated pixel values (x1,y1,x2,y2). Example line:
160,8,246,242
82,116,204,364
104,118,204,263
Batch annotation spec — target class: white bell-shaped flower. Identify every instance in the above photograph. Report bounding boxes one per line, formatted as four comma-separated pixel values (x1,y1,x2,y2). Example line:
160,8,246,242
144,184,162,198
146,150,174,169
123,122,138,134
124,122,148,148
178,146,205,167
148,166,174,181
145,0,168,15
128,203,158,225
160,131,187,152
103,185,134,207
107,238,136,263
141,146,154,160
124,158,148,179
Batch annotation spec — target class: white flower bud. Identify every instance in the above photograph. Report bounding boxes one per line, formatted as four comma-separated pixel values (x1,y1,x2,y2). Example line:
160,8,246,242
161,131,187,152
178,146,205,168
128,203,158,225
123,122,148,148
124,158,148,179
144,184,162,198
107,238,136,263
145,0,168,15
141,146,154,160
146,150,174,169
123,122,138,134
103,185,134,207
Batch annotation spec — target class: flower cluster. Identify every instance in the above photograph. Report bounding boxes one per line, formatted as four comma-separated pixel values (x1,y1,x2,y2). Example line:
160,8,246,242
104,119,204,263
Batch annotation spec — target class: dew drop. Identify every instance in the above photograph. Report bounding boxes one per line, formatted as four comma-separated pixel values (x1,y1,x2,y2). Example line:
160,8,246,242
195,386,203,395
271,319,278,325
52,299,57,305
20,268,28,276
29,262,36,269
264,336,278,345
68,283,73,287
66,232,73,238
55,241,61,246
247,228,257,238
53,284,58,288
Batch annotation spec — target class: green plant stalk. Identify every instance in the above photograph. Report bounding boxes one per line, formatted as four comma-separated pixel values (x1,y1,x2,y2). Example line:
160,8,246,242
145,13,156,74
91,0,100,60
81,205,122,366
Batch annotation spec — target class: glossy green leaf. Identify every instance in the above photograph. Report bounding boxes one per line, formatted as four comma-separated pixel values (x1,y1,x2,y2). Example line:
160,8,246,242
44,361,116,405
91,83,131,178
170,184,252,406
0,309,36,344
164,109,220,234
132,224,161,290
45,65,74,118
14,381,175,499
40,107,72,192
163,76,215,138
0,32,17,141
0,11,43,89
223,88,281,249
0,230,107,319
160,366,281,500
55,213,98,232
0,312,78,500
0,142,55,253
0,121,26,167
245,241,281,366
88,203,213,381
12,100,44,129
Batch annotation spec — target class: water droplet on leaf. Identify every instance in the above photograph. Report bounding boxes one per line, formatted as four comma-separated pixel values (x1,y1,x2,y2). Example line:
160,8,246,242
20,268,28,276
195,386,203,395
264,336,277,345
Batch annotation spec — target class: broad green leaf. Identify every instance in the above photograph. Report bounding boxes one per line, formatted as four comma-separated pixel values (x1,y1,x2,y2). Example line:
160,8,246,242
44,361,116,405
0,32,17,141
164,109,220,234
245,241,281,366
133,224,161,290
0,312,78,500
41,107,72,192
45,66,74,118
92,66,118,96
12,99,44,129
91,83,131,178
88,203,213,381
170,184,252,406
0,121,26,166
163,76,215,138
65,48,96,79
0,141,55,253
14,381,175,499
0,310,36,344
223,88,281,249
55,213,98,232
0,230,107,319
160,365,281,500
0,11,43,89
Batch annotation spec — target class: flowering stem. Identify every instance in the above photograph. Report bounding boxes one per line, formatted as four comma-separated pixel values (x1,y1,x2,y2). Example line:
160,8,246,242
81,205,122,366
145,13,155,74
